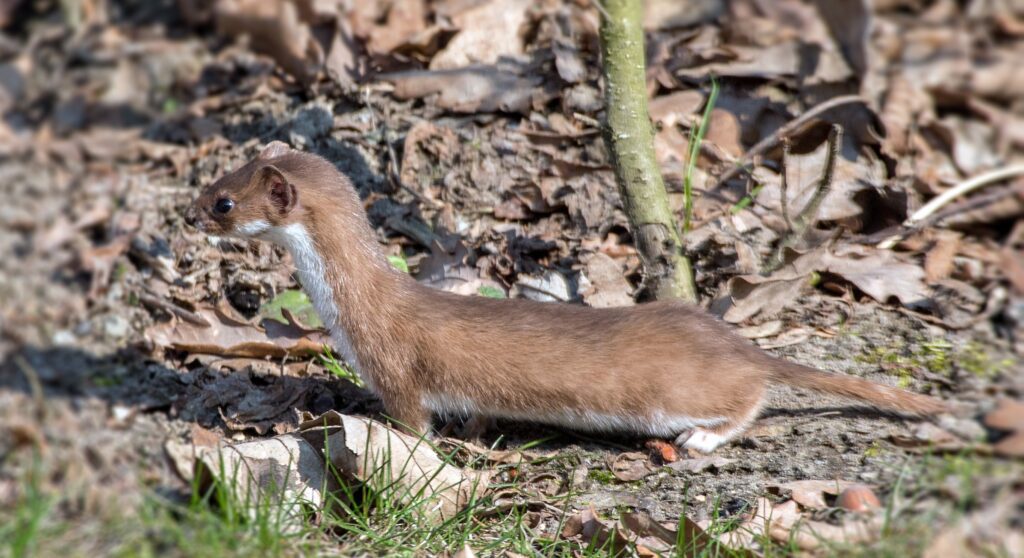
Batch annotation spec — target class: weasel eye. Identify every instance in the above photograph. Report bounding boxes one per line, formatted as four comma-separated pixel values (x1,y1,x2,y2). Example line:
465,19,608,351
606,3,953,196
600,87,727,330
214,198,235,215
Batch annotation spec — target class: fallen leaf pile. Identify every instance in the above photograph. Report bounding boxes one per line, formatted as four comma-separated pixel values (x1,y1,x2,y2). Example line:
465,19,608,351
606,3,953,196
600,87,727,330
167,410,490,528
559,479,885,555
1,0,1022,554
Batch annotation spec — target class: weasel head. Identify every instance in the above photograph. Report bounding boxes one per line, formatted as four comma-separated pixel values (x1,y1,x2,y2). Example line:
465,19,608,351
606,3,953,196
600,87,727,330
185,141,301,239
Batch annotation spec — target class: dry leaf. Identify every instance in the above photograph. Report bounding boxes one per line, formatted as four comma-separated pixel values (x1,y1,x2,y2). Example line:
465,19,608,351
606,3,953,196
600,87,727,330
608,451,654,482
768,479,859,509
579,252,634,308
925,232,961,283
298,411,490,523
722,245,933,323
561,508,632,552
416,238,505,297
667,455,736,473
644,439,679,463
147,303,331,358
982,399,1024,457
365,0,427,55
383,67,540,114
756,136,879,222
213,0,322,83
193,434,330,530
430,0,529,70
813,0,871,80
836,484,881,512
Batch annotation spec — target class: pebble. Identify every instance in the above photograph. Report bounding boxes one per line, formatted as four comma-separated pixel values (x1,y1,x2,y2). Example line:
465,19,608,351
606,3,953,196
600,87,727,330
103,314,129,339
51,329,76,345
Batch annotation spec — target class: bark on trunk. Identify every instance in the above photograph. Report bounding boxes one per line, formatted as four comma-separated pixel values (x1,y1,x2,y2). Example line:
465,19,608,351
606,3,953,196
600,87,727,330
599,0,697,302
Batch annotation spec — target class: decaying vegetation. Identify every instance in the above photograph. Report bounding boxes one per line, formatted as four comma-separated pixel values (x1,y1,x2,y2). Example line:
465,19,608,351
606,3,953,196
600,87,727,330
0,0,1022,555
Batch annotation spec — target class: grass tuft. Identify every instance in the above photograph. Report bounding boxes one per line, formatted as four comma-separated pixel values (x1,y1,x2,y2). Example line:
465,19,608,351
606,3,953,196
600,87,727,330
683,77,720,233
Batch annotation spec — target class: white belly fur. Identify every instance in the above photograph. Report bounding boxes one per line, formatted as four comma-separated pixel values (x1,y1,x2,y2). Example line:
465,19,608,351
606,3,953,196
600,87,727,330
422,393,724,437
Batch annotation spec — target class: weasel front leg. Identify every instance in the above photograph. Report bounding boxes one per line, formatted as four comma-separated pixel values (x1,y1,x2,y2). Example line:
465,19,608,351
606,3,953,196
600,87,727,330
379,389,432,438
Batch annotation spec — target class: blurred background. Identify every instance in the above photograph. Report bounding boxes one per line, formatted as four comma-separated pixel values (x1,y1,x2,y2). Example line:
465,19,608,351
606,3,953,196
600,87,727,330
0,0,1022,555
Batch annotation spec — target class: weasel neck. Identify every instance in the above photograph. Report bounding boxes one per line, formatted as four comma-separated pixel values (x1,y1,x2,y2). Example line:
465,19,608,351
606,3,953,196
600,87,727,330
265,213,409,387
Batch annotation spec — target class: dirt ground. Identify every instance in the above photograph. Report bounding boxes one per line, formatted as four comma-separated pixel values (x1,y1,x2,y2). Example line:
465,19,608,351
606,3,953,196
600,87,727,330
1,0,1023,556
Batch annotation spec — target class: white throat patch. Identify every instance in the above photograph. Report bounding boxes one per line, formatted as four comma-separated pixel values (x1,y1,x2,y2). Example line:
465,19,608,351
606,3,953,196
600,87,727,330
261,223,363,379
234,220,271,237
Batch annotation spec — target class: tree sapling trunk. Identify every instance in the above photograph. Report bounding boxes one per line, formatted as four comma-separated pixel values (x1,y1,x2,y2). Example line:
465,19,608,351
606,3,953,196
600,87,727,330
599,0,697,302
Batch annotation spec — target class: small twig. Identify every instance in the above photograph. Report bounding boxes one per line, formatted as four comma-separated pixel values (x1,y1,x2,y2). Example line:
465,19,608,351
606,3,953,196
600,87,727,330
780,138,793,232
793,125,842,233
14,355,46,419
878,163,1024,249
715,95,864,188
138,292,211,327
763,124,843,273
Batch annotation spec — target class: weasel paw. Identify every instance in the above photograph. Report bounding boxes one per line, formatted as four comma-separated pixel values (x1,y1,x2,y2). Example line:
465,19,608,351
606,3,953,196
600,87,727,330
677,428,728,454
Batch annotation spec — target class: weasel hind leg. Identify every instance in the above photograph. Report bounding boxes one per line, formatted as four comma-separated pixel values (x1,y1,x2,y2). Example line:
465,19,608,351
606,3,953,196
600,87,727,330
675,402,763,453
676,425,738,453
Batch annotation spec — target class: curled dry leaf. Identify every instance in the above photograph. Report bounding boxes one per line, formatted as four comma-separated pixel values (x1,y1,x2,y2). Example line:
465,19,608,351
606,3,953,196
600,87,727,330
644,438,679,463
192,434,330,531
297,410,490,523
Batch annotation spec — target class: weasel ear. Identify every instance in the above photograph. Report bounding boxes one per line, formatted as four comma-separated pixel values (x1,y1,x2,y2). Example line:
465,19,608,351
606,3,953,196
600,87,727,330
257,165,297,215
259,141,291,160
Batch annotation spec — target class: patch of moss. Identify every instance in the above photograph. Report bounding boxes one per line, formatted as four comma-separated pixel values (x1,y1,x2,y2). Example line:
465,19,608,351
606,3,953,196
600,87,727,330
958,342,1015,378
863,440,883,459
857,337,1012,387
587,469,618,485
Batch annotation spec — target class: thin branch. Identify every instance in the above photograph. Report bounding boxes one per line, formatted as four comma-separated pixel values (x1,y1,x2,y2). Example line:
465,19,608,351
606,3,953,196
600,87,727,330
714,95,865,188
763,124,843,273
780,138,792,232
877,163,1024,249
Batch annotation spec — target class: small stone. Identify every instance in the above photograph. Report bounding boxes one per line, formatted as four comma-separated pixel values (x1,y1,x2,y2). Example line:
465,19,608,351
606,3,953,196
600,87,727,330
103,314,130,339
51,330,76,346
836,484,881,513
111,405,133,423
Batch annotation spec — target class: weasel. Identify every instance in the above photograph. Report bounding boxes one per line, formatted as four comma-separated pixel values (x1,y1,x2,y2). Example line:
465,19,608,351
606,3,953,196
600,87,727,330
184,141,947,453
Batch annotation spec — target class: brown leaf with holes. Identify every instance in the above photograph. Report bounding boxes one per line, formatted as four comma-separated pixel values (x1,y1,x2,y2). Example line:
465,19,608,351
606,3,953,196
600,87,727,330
146,303,330,358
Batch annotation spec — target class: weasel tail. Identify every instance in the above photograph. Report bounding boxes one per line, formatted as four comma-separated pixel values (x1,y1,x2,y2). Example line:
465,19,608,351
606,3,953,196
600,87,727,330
767,359,948,416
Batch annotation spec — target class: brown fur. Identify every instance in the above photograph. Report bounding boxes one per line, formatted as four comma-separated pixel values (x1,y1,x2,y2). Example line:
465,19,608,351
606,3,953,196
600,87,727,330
186,143,948,451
